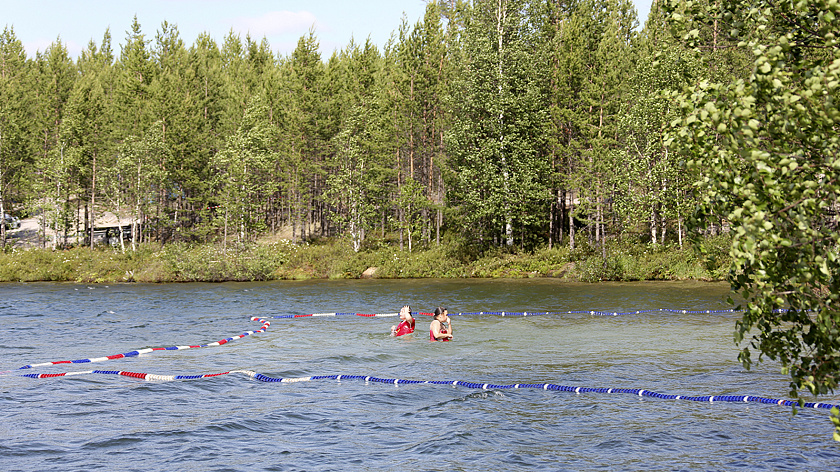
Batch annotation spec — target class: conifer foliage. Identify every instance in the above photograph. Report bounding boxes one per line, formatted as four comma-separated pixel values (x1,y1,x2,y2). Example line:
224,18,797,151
0,1,681,253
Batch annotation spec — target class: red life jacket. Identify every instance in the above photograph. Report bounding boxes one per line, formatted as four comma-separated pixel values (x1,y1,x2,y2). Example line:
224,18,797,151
393,318,415,337
430,324,450,342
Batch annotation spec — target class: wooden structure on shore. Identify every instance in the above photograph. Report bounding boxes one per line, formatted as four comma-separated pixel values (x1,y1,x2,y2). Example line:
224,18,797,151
88,222,133,246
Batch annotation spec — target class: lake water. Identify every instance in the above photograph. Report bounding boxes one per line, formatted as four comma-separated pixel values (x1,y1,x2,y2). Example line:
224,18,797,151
1,280,838,471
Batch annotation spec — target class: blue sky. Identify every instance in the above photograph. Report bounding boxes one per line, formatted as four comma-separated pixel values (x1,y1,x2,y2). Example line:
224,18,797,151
2,0,654,59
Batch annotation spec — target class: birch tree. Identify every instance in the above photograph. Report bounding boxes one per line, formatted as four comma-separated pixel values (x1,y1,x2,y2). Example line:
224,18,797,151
448,0,550,250
117,121,170,250
665,0,840,440
211,94,276,249
614,6,698,247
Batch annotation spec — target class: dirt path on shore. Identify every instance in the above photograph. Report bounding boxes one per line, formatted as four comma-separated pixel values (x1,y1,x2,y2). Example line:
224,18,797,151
5,217,46,248
5,212,133,249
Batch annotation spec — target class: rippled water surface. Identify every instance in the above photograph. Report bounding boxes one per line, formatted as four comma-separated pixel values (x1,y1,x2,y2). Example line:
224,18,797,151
2,280,838,471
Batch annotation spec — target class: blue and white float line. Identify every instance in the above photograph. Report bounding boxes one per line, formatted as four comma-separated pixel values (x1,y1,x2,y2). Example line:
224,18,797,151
268,308,752,319
16,369,840,411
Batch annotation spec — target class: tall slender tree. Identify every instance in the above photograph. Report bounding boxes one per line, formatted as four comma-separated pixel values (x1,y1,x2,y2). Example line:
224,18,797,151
63,30,114,247
149,21,199,242
448,0,550,250
613,5,698,247
211,94,277,249
278,31,327,242
0,27,33,246
31,38,75,247
117,121,170,250
323,39,393,252
182,33,225,241
115,17,154,139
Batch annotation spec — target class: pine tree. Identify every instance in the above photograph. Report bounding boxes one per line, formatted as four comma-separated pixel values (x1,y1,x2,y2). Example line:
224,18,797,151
114,16,154,140
392,3,452,249
149,21,199,242
219,31,270,138
184,33,225,241
31,38,76,248
0,27,34,246
391,16,423,250
534,0,580,249
568,0,637,251
323,39,392,252
64,30,114,247
278,31,327,242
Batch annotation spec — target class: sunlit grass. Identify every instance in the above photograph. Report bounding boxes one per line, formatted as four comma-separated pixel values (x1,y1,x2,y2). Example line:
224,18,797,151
0,235,729,283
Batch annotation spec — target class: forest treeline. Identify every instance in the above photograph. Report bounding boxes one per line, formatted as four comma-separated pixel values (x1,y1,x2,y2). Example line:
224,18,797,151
0,0,745,253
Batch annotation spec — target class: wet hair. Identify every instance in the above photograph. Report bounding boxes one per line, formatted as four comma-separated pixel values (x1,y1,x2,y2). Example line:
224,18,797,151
433,307,447,318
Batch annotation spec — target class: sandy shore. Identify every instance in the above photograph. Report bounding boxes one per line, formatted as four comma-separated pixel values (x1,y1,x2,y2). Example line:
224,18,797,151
5,217,44,248
4,212,134,249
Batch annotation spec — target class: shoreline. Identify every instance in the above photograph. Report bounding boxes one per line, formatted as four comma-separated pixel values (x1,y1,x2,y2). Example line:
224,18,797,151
0,237,730,284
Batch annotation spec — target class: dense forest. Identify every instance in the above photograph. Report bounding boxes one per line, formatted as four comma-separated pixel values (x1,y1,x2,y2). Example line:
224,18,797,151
0,0,758,253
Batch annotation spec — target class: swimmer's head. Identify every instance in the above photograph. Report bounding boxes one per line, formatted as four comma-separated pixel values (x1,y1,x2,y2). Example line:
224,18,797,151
434,306,448,320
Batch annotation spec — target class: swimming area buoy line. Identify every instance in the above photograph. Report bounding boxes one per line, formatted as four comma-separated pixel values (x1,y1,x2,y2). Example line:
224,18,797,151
12,316,272,371
268,307,761,319
8,309,839,412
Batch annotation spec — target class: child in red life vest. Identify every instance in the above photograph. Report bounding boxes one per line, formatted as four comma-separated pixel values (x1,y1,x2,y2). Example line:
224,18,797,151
429,306,453,341
390,305,415,336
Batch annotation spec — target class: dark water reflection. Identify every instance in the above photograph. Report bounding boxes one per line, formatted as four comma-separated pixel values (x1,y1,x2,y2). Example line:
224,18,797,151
1,280,838,471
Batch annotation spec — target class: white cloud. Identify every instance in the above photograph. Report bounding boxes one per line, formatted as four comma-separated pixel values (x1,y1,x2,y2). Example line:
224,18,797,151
231,11,320,38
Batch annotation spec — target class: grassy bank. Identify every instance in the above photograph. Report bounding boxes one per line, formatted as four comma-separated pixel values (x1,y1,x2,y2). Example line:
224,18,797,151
0,235,732,283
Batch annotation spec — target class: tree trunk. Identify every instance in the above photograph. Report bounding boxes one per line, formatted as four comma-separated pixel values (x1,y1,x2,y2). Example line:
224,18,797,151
549,194,555,250
678,215,683,249
0,162,5,247
407,203,413,252
661,216,667,245
421,208,429,243
399,207,404,251
650,208,658,245
118,222,125,253
223,206,228,253
436,208,441,246
568,191,575,251
0,127,4,245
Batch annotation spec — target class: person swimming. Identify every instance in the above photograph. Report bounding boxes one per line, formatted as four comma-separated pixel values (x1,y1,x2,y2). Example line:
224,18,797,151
390,305,415,336
429,306,452,342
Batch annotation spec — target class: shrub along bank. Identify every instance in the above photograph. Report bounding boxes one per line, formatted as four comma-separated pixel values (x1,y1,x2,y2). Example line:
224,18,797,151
0,236,731,284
